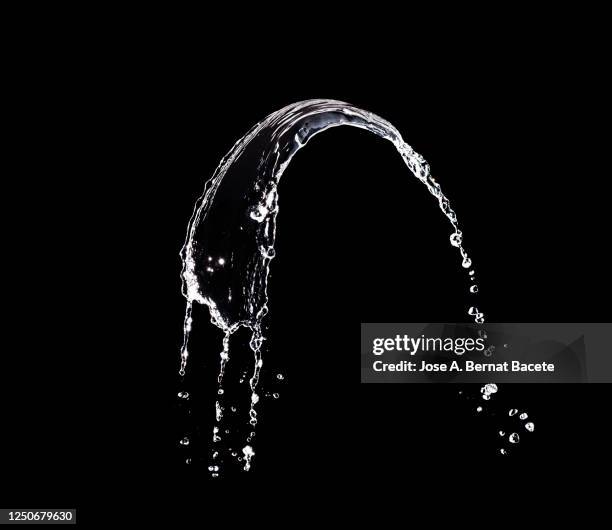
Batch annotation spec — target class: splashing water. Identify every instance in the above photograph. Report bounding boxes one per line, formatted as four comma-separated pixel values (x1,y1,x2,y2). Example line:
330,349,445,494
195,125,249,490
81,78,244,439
176,99,527,471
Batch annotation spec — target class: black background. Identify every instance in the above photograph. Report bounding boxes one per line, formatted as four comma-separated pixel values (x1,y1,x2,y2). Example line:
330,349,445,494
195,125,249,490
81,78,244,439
3,31,611,518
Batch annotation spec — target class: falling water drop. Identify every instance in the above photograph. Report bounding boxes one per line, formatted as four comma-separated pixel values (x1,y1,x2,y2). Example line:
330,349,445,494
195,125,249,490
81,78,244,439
525,422,535,432
519,412,528,420
180,437,190,446
509,409,518,416
509,433,520,443
242,445,255,471
450,231,463,247
470,285,479,293
178,391,189,399
481,383,498,400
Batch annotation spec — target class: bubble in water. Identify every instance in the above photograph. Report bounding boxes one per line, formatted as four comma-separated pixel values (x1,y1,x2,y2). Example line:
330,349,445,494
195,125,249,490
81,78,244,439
468,306,479,315
276,374,284,380
273,393,280,399
509,409,518,416
470,285,479,293
509,433,520,443
519,413,528,420
208,465,219,472
462,257,472,268
500,448,507,455
178,391,189,399
180,437,190,446
499,430,505,436
185,458,192,464
525,422,535,432
476,406,483,412
478,330,487,339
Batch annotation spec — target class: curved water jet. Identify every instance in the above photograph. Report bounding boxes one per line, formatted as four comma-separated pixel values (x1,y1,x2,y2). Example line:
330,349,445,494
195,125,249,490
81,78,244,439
178,99,484,471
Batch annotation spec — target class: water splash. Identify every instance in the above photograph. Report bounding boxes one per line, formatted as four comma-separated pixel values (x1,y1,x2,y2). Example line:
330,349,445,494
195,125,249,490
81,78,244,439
176,99,525,471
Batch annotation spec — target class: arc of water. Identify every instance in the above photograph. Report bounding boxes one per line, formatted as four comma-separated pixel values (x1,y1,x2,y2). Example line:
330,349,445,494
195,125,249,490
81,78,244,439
178,99,495,471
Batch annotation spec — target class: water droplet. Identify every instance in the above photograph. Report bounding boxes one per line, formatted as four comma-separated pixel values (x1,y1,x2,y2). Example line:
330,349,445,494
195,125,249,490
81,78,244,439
230,406,237,412
470,285,479,293
276,374,284,380
468,306,479,315
462,257,472,268
178,391,189,399
481,383,498,400
185,458,192,464
218,388,224,395
509,433,520,443
500,448,507,455
180,437,190,446
476,406,483,412
499,430,505,436
519,412,528,420
525,422,535,432
450,231,463,247
509,409,518,416
242,445,255,471
273,393,280,399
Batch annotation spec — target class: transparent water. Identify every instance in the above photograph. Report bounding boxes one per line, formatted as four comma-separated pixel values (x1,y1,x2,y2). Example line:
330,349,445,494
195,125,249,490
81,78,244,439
176,99,533,472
